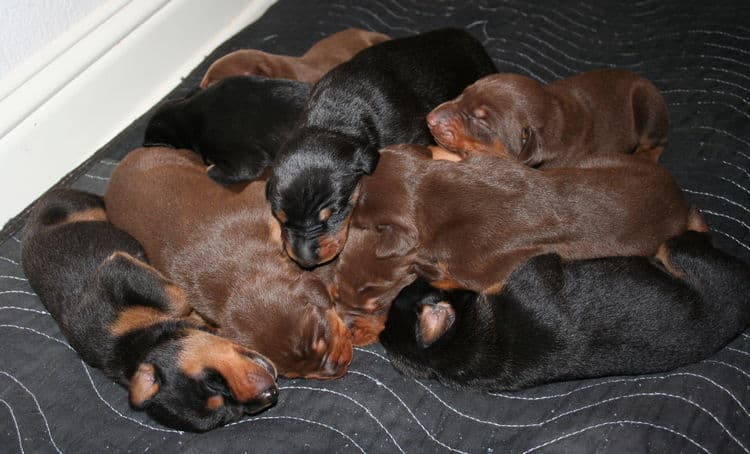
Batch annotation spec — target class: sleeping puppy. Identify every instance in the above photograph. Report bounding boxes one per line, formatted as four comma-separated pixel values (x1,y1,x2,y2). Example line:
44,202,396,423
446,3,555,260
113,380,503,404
267,28,497,268
323,144,689,345
22,189,278,431
427,69,669,167
200,28,391,87
105,148,352,380
379,228,750,391
144,76,310,185
314,227,417,346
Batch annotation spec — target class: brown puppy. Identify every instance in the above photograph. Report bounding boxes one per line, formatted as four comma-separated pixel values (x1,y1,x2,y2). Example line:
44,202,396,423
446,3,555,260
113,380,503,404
105,148,352,379
326,145,689,345
427,69,669,167
200,28,391,87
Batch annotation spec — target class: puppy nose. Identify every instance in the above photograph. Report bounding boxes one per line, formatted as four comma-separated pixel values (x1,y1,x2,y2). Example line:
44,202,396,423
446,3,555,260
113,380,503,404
293,242,320,269
258,386,279,406
244,385,279,414
426,110,441,127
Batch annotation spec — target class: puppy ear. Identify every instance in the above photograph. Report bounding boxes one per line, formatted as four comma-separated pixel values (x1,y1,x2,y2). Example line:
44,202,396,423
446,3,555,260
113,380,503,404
99,252,192,317
374,224,418,259
418,302,455,348
517,127,542,167
353,144,380,175
129,363,160,409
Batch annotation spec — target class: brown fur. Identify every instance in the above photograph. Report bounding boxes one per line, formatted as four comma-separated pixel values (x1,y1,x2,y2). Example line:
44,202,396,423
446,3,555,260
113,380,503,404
105,147,352,379
325,145,689,344
427,69,670,167
200,28,391,87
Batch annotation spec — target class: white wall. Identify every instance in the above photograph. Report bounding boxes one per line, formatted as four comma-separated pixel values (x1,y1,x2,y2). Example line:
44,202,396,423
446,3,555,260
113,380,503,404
0,0,277,227
0,0,109,79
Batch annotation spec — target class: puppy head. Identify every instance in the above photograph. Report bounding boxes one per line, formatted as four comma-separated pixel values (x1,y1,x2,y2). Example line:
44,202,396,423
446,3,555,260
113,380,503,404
241,271,353,379
129,329,278,432
328,227,418,345
426,74,545,165
143,98,193,150
267,132,378,268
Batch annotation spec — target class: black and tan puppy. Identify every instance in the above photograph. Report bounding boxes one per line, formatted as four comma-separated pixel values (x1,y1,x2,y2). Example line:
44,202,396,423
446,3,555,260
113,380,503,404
22,189,278,431
267,28,497,268
380,229,750,391
427,69,669,167
144,76,310,185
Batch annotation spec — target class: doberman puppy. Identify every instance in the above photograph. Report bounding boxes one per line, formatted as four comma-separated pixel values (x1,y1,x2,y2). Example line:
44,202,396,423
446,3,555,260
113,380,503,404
427,69,669,167
22,189,278,431
380,227,750,391
266,28,497,268
325,144,689,345
200,28,391,87
143,76,310,185
105,148,352,380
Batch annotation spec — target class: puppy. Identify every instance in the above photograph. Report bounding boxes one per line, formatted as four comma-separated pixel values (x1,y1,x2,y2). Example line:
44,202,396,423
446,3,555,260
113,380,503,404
105,148,352,380
427,69,669,167
200,28,391,87
315,227,417,346
379,228,750,391
325,145,689,344
144,76,310,185
266,28,497,268
21,189,278,431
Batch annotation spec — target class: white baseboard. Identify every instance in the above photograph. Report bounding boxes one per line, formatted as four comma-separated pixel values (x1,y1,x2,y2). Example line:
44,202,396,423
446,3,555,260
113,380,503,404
0,0,277,227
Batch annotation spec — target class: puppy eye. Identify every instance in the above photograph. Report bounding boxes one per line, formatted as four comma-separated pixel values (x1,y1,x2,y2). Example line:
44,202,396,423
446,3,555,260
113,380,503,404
319,207,332,222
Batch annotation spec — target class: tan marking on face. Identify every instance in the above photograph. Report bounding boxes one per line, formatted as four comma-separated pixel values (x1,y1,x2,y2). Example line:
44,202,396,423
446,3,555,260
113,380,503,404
267,216,283,248
206,395,225,410
317,209,354,264
179,330,277,402
65,207,108,224
275,210,287,224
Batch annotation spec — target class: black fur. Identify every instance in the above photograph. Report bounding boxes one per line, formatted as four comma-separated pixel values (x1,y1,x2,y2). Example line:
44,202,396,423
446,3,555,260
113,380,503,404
380,232,750,391
22,189,278,431
143,76,310,185
267,28,498,268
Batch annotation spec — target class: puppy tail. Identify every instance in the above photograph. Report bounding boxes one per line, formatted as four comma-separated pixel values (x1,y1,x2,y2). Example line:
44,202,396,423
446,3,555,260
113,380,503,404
23,188,107,239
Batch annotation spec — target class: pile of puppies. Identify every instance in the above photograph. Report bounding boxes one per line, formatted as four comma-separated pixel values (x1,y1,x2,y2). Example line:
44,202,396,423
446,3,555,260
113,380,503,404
22,28,750,431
